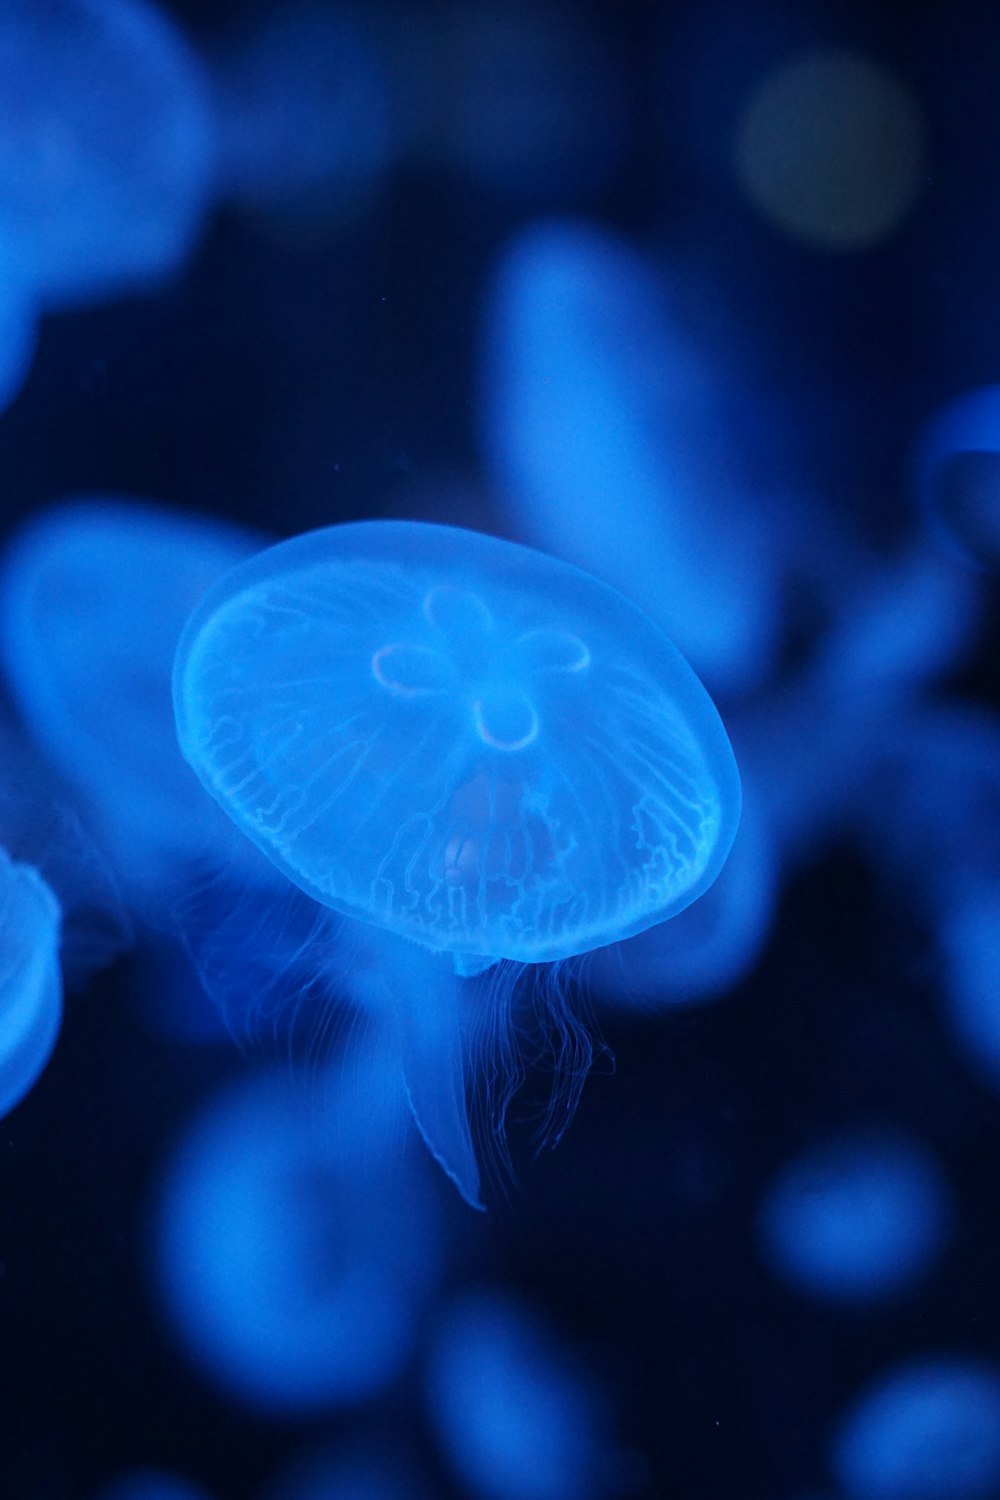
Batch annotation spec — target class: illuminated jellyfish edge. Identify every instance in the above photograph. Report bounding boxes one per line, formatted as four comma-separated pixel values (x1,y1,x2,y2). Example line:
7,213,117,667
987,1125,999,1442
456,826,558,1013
0,852,63,1117
172,519,742,965
916,384,1000,572
0,495,264,794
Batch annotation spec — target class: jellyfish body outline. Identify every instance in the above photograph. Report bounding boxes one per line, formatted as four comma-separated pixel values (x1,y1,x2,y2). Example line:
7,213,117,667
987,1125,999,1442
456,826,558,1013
173,518,741,970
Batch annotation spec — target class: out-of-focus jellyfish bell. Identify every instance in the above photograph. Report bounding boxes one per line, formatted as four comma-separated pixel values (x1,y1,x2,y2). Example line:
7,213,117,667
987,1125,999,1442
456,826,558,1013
481,219,781,697
175,520,740,966
96,1472,214,1500
0,233,36,415
426,1287,616,1500
420,3,626,205
917,385,1000,572
830,1357,1000,1500
208,2,391,232
0,717,132,988
154,1058,442,1415
0,497,270,919
733,48,926,250
852,705,1000,918
757,1128,951,1306
0,846,61,1119
0,0,214,308
939,887,1000,1092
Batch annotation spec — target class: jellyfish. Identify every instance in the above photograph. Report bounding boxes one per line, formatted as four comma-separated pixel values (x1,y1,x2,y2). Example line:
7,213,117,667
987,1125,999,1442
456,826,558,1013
756,1127,951,1306
425,1287,615,1500
917,384,1000,573
588,774,776,1008
421,4,627,204
173,519,741,1203
0,846,62,1119
154,1056,443,1415
830,1357,1000,1500
0,497,272,921
0,0,214,309
0,716,132,987
207,2,392,228
480,218,784,696
0,235,35,415
938,887,1000,1093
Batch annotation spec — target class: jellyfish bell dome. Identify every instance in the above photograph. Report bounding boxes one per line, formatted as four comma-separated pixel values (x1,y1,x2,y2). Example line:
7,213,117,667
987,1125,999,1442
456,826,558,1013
0,496,270,917
0,845,62,1119
0,0,214,309
174,520,741,971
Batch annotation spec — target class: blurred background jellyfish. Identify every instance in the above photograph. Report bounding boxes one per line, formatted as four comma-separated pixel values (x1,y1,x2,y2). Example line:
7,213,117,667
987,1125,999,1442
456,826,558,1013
206,1,393,235
0,496,271,923
850,704,1000,921
756,1127,952,1306
917,384,1000,572
153,1054,443,1415
733,48,926,252
416,1,628,207
480,217,788,699
0,0,214,310
0,846,62,1119
95,1472,214,1500
425,1286,616,1500
0,235,36,417
173,518,741,1202
938,888,1000,1092
830,1357,1000,1500
0,718,132,988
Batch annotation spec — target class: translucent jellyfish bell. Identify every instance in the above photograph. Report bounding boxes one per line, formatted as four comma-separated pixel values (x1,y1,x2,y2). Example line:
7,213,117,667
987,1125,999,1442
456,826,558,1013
918,384,1000,572
0,233,35,415
173,520,741,969
0,846,62,1119
830,1357,1000,1500
154,1059,442,1414
0,497,270,918
757,1127,952,1306
425,1287,616,1500
0,0,214,308
481,219,782,696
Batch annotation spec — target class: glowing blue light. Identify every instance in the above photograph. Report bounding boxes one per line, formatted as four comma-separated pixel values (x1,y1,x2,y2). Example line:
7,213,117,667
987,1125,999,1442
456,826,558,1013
918,384,1000,572
0,0,214,308
0,718,132,987
174,519,740,967
590,779,775,1007
0,238,35,414
426,1288,612,1500
757,1128,951,1305
481,219,781,696
210,2,391,223
0,497,269,915
427,4,626,203
155,1060,442,1414
831,1357,1000,1500
852,704,1000,916
0,846,61,1119
940,888,1000,1090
